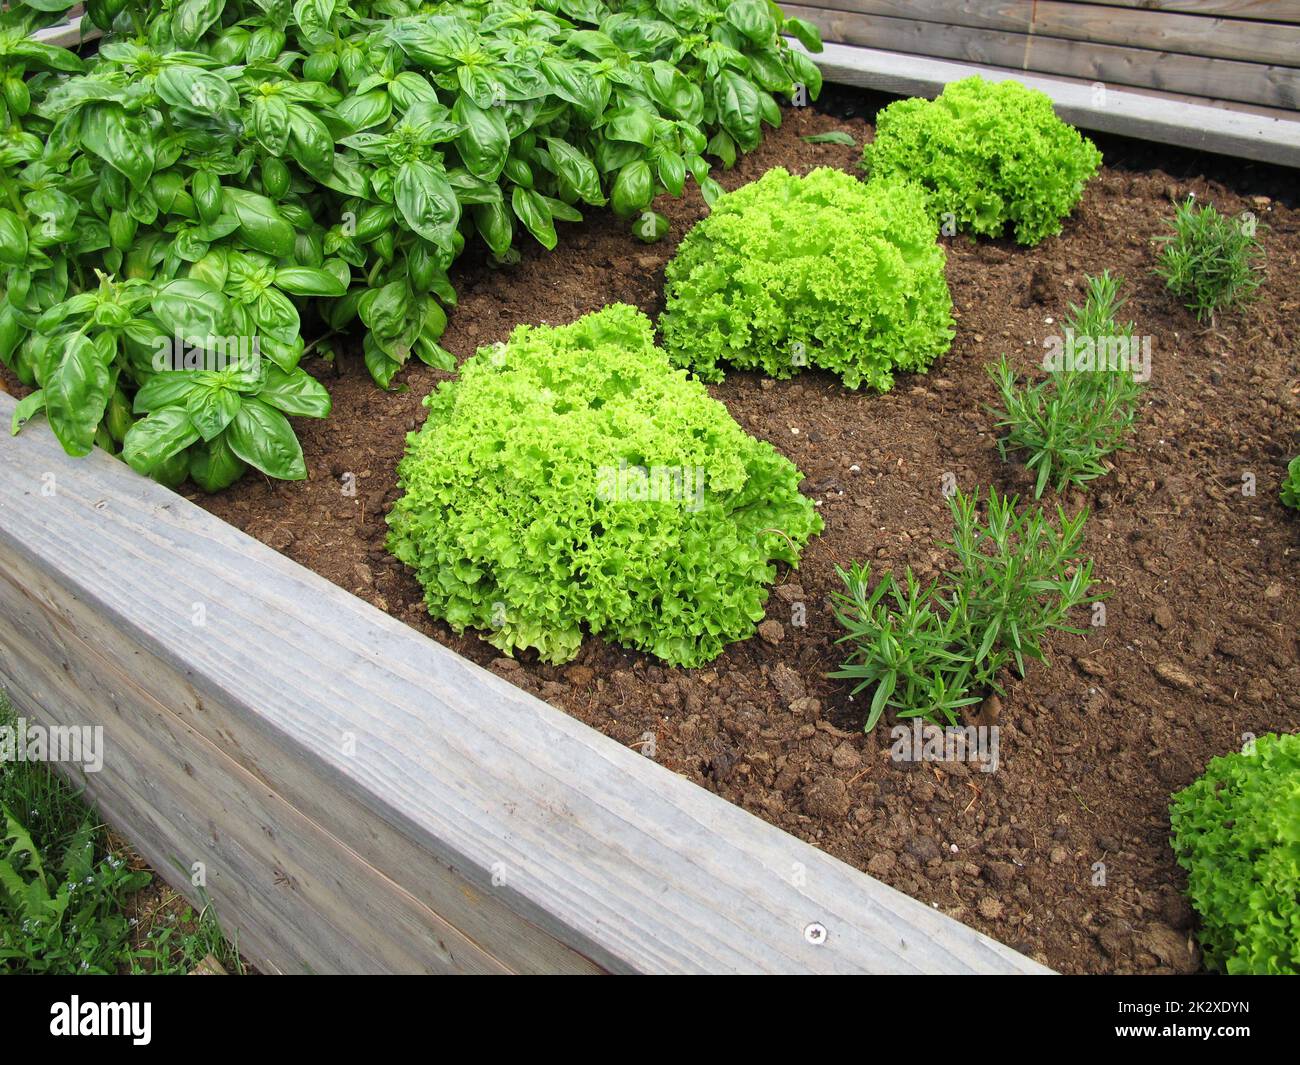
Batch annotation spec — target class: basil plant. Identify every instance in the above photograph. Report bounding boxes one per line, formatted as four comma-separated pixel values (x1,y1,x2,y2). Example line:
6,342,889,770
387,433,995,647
0,0,821,488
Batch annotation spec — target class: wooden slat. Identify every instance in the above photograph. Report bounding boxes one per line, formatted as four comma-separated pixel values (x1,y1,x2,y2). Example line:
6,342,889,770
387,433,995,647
1,525,603,975
29,11,100,50
1060,1,1300,23
0,393,1051,975
785,7,1300,108
793,0,1300,67
0,580,515,974
797,39,1300,166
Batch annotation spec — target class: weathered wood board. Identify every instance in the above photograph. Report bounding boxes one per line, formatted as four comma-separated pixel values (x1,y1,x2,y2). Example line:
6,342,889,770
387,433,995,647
1059,1,1300,22
0,393,1051,975
784,6,1300,108
28,8,98,49
796,40,1300,167
792,0,1300,66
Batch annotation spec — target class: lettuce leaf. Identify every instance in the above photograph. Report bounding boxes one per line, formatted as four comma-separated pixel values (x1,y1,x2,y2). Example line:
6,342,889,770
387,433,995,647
1169,732,1300,975
387,304,822,666
862,76,1102,246
660,167,954,390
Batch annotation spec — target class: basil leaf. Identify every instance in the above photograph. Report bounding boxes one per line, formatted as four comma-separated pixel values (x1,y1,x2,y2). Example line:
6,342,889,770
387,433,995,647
0,208,28,267
604,107,658,147
414,336,455,372
257,365,332,418
634,209,670,243
785,17,826,54
746,48,795,94
394,160,461,249
786,50,824,101
172,0,225,48
12,40,86,74
358,281,410,340
319,153,370,198
224,189,296,258
189,432,247,493
155,65,239,114
611,159,654,217
186,382,242,442
458,65,505,110
80,103,154,189
362,334,402,390
717,70,764,151
447,167,503,206
541,58,608,124
133,370,205,413
657,151,687,198
10,389,45,435
511,186,556,250
725,0,776,44
226,398,307,480
336,90,392,132
643,61,704,126
0,302,21,366
123,407,201,476
45,334,113,457
473,200,513,257
294,0,338,44
274,265,348,297
253,287,302,345
288,105,335,176
453,94,510,182
546,197,583,224
152,278,230,340
545,138,605,206
802,131,857,146
253,96,291,156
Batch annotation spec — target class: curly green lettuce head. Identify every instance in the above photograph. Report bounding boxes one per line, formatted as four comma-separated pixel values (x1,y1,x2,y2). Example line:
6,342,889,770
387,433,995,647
1169,732,1300,975
862,76,1102,246
1282,456,1300,511
387,303,822,667
659,167,954,390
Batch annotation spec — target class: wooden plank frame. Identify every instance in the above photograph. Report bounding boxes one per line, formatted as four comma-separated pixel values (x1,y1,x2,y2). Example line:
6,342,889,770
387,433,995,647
29,9,100,50
791,0,1300,67
784,6,1300,108
1059,1,1300,22
0,393,1050,975
796,40,1300,167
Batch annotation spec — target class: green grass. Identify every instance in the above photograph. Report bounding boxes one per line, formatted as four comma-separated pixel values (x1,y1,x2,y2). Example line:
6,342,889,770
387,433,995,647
0,693,243,974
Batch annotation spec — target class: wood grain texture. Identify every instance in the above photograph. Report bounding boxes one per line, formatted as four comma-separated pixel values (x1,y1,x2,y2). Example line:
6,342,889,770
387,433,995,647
794,38,1300,165
0,575,513,974
1057,1,1300,22
29,10,100,49
0,518,602,975
0,394,1051,974
785,7,1300,107
791,0,1300,66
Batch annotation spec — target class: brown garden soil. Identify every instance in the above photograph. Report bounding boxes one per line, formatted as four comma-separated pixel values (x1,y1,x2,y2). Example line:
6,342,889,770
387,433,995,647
42,100,1300,974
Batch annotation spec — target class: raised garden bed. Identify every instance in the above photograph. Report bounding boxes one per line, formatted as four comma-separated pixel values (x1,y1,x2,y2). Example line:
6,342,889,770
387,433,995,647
0,381,1046,974
180,104,1298,975
1,4,1297,976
